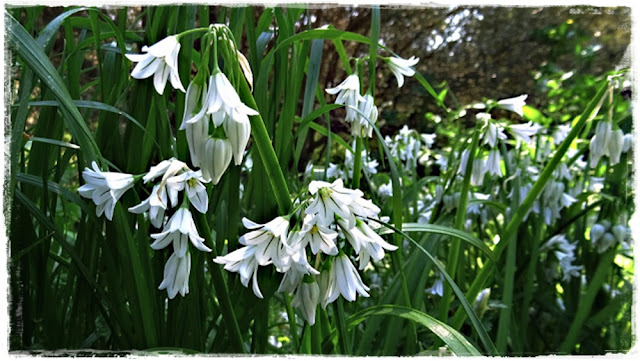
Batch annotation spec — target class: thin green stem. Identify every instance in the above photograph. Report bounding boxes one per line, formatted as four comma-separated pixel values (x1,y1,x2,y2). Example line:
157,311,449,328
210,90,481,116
333,298,351,354
283,292,301,352
194,212,246,354
352,137,363,188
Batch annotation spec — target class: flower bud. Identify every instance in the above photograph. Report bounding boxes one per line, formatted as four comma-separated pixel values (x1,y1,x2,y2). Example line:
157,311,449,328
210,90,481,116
590,223,606,244
612,225,629,244
203,137,233,184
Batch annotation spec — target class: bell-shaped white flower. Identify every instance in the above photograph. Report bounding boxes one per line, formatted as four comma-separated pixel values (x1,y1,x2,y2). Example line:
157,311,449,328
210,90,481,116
214,245,264,298
589,121,611,167
298,215,339,256
508,122,543,145
386,56,419,88
202,137,233,184
471,158,487,186
326,253,370,303
607,128,624,165
426,274,444,297
158,251,191,299
496,94,528,117
184,114,209,168
352,93,378,137
125,35,185,95
325,74,363,122
291,280,320,326
339,218,398,270
165,170,209,214
590,223,606,244
128,183,168,228
205,71,258,165
223,113,251,166
239,216,291,270
78,161,136,221
150,207,211,256
482,120,507,148
485,149,502,177
206,71,259,124
180,81,209,127
277,237,320,293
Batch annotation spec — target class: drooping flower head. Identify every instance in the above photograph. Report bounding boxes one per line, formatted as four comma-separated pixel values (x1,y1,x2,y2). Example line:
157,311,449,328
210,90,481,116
78,162,136,221
125,35,185,95
386,55,419,88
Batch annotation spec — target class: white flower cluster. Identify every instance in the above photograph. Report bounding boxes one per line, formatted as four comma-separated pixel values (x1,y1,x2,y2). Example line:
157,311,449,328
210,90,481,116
540,234,583,282
325,55,418,138
214,179,396,325
589,120,626,168
126,28,256,185
590,220,631,254
385,125,436,171
78,158,212,299
464,110,543,186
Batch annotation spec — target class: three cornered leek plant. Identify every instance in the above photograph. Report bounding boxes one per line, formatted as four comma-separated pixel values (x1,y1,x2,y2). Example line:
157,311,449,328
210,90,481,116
7,5,632,357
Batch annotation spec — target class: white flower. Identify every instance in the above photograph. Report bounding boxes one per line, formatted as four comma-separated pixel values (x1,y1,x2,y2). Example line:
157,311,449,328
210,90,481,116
180,81,210,167
386,56,419,88
589,121,611,167
482,121,507,148
305,179,359,226
497,94,527,117
180,81,209,127
326,74,363,123
128,183,168,228
345,147,378,177
206,72,258,165
485,149,502,177
612,225,629,244
607,129,624,165
471,158,487,186
214,245,264,298
291,281,320,325
553,124,571,145
125,35,185,95
421,133,436,148
508,122,543,145
277,238,320,293
223,113,251,166
340,219,398,270
590,223,606,244
201,137,233,184
158,251,191,299
426,275,444,297
239,216,291,270
150,208,211,256
298,215,339,256
78,161,136,221
377,180,393,200
165,170,209,214
326,253,370,303
143,158,188,187
352,93,378,137
184,116,209,168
